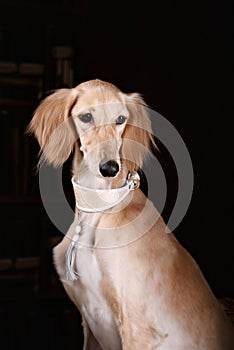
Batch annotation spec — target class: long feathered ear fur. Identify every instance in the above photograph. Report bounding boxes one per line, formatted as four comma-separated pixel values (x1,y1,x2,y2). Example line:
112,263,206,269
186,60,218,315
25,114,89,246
121,93,157,173
27,88,79,167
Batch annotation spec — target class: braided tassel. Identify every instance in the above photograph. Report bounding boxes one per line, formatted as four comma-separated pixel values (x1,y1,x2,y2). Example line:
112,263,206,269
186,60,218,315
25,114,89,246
65,232,80,281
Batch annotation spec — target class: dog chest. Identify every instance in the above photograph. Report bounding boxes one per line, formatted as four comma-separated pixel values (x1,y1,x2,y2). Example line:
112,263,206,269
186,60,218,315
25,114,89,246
70,244,121,349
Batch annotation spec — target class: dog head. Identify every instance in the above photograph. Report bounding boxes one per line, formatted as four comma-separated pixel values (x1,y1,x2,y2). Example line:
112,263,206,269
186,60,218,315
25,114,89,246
27,79,155,177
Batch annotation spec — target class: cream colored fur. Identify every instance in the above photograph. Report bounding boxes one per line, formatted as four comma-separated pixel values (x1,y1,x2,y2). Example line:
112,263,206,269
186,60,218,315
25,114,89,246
28,79,234,349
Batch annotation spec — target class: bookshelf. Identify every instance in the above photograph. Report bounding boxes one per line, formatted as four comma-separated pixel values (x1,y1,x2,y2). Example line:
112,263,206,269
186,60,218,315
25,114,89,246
0,60,73,292
0,0,78,318
0,2,82,347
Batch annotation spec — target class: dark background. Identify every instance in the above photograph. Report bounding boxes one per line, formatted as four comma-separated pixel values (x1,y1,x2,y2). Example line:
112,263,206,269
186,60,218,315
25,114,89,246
0,1,232,349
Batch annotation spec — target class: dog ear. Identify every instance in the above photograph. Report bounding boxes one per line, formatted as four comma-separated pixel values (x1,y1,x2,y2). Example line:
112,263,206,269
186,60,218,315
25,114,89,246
27,88,80,167
122,93,156,172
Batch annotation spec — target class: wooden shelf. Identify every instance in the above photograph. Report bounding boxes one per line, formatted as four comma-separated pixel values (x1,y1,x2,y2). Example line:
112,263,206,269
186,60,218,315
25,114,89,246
0,98,37,108
0,1,80,15
0,194,41,204
0,76,42,87
0,194,75,206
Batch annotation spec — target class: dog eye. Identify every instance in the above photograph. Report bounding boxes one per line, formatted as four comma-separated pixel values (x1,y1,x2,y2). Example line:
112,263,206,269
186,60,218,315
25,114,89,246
79,113,93,123
116,115,127,125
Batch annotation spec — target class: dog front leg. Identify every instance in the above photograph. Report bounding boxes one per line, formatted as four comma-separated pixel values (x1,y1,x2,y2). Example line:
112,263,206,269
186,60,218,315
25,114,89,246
82,316,103,350
120,322,167,350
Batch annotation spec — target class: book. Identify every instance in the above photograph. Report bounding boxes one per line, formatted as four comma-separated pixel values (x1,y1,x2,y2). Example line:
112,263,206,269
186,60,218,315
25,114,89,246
15,257,40,270
19,63,44,76
0,259,13,271
0,61,17,74
0,109,11,193
11,126,20,194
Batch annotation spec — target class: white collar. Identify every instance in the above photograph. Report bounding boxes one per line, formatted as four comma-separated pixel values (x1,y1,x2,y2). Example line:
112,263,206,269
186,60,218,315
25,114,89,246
71,172,140,213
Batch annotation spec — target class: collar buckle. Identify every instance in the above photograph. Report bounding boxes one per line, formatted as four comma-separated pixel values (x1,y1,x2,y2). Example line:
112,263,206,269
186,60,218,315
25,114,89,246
128,177,140,191
128,172,141,191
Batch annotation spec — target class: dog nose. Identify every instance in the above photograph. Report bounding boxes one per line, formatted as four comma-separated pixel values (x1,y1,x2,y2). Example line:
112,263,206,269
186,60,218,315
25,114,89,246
99,160,119,177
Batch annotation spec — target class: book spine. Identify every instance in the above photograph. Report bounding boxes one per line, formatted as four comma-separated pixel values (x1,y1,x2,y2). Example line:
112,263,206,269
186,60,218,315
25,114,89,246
0,109,10,194
11,126,20,194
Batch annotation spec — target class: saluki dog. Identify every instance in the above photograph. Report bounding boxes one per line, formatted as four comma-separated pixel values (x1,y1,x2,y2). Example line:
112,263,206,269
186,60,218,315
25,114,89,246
28,79,234,349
